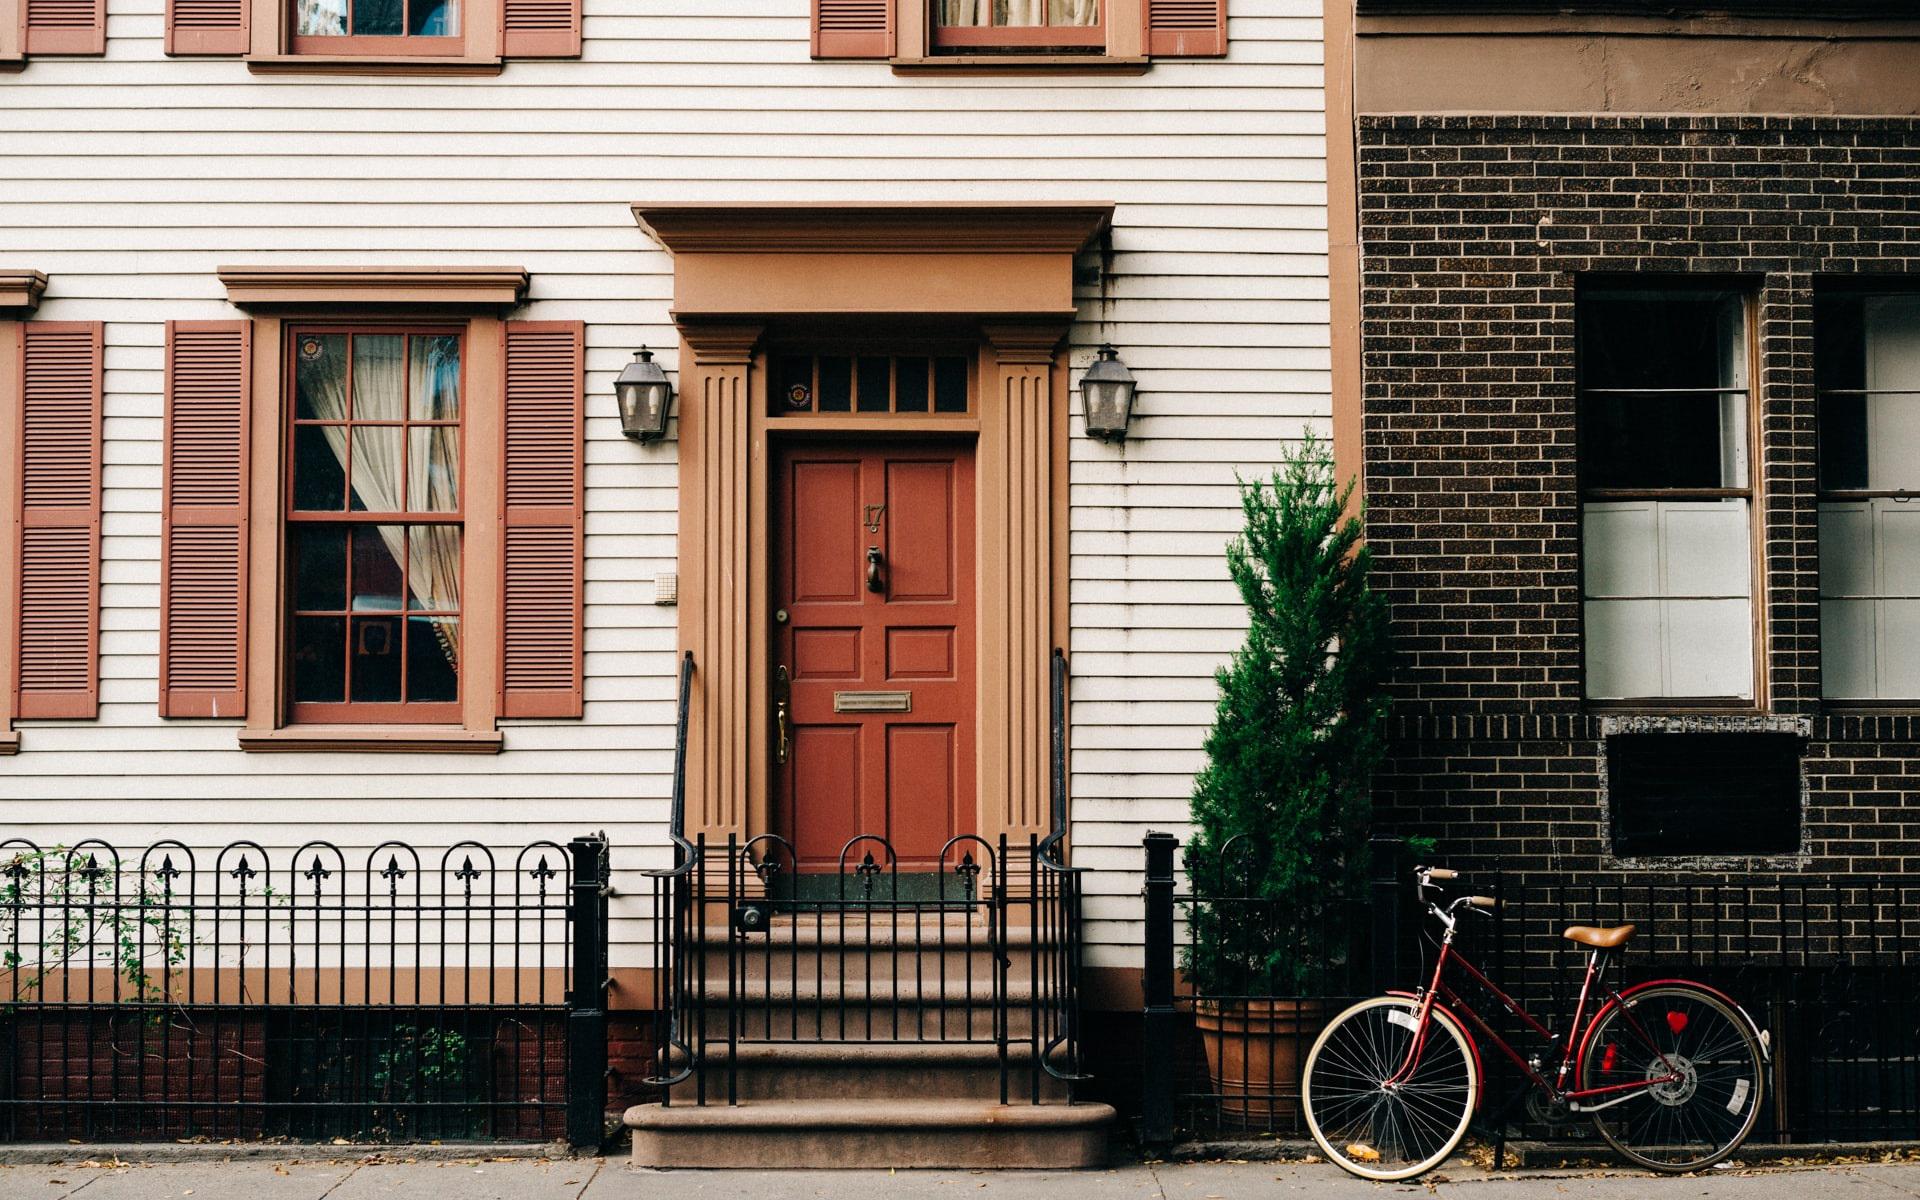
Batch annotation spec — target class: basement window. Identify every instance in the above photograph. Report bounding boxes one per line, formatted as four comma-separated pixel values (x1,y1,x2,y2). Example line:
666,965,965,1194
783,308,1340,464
1607,731,1802,858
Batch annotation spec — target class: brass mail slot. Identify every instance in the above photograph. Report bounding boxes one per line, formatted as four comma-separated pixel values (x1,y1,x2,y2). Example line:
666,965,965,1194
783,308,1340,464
833,690,912,713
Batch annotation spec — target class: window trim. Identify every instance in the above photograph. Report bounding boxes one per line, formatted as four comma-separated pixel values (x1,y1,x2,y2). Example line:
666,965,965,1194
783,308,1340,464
244,0,501,73
894,0,1145,68
222,280,514,752
1815,283,1920,707
282,322,469,726
1575,278,1766,710
929,3,1105,50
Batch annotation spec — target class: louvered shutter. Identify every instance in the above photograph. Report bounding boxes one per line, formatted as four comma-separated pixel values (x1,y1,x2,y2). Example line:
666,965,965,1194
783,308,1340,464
165,0,248,55
14,323,101,720
502,321,584,719
1147,0,1225,56
811,0,889,58
159,322,250,719
502,0,580,58
23,0,106,55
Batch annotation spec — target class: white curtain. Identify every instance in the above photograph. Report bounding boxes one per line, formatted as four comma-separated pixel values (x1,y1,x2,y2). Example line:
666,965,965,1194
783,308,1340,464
941,0,1095,24
299,336,461,673
295,0,346,35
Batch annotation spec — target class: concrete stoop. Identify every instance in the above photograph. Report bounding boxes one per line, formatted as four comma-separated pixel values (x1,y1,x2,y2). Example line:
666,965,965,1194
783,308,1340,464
624,1098,1116,1168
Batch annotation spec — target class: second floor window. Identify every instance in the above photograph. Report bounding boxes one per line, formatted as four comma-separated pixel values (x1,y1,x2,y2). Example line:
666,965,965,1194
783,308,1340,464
935,0,1102,48
294,0,459,49
1579,287,1755,703
288,328,463,723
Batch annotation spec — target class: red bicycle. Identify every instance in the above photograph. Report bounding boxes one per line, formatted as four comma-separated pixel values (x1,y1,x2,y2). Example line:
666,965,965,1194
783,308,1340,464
1302,866,1771,1180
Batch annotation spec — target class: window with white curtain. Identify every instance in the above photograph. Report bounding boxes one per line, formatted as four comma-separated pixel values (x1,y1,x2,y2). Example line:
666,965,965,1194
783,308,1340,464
934,0,1103,47
1579,288,1754,701
1818,293,1920,700
287,326,464,723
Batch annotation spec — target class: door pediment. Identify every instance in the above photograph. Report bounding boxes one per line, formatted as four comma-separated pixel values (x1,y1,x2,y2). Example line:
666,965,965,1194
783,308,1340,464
632,202,1113,323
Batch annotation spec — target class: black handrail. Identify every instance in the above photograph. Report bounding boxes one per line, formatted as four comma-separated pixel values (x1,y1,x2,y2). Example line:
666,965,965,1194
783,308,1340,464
668,649,696,861
641,651,699,1090
1038,647,1069,865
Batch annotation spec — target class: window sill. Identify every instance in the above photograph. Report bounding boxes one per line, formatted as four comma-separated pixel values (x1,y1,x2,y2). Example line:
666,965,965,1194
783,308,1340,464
0,730,18,756
246,53,503,75
889,54,1148,76
238,726,504,754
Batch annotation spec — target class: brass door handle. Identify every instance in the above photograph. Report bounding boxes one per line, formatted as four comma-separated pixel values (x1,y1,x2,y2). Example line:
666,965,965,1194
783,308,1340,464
867,546,885,594
774,664,791,764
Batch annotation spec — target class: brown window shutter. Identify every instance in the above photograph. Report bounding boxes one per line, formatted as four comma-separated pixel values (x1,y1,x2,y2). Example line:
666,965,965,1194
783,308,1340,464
15,322,102,720
165,0,248,55
502,320,584,719
502,0,580,58
812,0,889,58
24,0,106,55
1146,0,1225,56
159,321,250,719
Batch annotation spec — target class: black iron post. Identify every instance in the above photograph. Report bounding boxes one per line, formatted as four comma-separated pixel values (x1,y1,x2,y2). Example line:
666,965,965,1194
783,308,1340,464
1369,834,1403,995
1141,830,1179,1145
567,834,610,1149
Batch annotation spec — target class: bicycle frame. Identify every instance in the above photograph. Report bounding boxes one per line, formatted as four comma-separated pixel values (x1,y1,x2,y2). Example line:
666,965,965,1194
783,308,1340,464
1389,915,1683,1112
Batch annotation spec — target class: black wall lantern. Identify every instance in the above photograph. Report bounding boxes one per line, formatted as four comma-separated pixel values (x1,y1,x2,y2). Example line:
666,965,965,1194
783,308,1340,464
1080,344,1137,442
615,347,674,442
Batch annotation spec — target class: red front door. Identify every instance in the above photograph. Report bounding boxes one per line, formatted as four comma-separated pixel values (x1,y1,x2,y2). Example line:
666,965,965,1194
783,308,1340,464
774,440,977,871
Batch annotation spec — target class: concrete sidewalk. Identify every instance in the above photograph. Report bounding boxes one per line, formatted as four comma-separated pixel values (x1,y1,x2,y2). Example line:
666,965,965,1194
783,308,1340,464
3,1155,1920,1199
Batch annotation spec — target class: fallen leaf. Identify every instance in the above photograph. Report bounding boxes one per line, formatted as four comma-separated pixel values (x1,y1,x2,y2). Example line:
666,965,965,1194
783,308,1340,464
1346,1143,1381,1164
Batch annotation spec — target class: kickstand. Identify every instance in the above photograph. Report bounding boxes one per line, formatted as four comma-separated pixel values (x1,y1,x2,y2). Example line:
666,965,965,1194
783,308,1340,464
1475,1075,1531,1172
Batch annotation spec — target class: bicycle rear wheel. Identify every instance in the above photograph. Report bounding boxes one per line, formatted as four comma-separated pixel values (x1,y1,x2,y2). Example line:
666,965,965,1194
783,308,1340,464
1580,984,1764,1172
1302,996,1477,1181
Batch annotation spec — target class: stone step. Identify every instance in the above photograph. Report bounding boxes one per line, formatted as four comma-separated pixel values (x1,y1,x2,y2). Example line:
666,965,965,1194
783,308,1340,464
686,953,1032,990
682,1000,1040,1039
624,1098,1116,1168
661,1041,1071,1102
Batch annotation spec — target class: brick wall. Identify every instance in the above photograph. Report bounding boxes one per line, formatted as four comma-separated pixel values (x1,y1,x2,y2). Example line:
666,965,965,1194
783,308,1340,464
1357,115,1920,877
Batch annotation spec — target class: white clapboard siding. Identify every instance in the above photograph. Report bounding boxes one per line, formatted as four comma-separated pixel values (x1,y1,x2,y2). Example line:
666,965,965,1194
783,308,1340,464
0,0,1327,974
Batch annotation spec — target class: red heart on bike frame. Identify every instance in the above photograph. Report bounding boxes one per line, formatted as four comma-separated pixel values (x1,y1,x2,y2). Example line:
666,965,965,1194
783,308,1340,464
1666,1011,1689,1036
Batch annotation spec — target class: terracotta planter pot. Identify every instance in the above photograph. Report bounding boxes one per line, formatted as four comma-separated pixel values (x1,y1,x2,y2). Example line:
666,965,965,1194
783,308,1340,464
1194,997,1327,1126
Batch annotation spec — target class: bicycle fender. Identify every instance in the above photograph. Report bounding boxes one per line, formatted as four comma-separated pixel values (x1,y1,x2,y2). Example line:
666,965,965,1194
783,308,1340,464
1576,979,1773,1082
1387,989,1488,1111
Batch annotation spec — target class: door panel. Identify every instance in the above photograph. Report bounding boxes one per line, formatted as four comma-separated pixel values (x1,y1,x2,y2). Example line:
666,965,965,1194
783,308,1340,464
776,439,977,871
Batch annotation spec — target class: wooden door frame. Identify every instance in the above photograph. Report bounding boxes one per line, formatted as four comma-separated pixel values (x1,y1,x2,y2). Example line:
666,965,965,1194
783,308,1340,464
636,202,1112,847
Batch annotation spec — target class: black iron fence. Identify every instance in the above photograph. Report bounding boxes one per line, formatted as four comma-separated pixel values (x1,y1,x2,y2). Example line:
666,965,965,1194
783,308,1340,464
0,835,611,1146
1142,832,1920,1148
643,648,1087,1107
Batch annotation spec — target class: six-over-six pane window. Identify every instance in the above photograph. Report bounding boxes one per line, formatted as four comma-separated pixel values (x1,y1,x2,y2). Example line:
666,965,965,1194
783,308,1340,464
1578,288,1755,702
287,328,463,722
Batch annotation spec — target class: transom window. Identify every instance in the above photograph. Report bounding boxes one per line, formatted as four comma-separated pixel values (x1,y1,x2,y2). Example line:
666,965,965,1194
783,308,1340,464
933,0,1102,49
1816,290,1920,701
1578,287,1755,702
771,353,972,416
293,0,460,51
286,328,463,723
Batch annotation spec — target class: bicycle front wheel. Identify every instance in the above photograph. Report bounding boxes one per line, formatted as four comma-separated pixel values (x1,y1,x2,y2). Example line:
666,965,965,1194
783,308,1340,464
1580,984,1765,1173
1302,995,1478,1181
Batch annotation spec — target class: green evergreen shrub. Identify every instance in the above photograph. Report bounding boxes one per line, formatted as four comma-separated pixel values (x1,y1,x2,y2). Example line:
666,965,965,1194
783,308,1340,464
1181,434,1392,997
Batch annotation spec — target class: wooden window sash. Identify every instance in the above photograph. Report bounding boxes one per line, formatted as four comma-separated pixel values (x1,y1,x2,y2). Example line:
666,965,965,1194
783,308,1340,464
281,323,468,726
